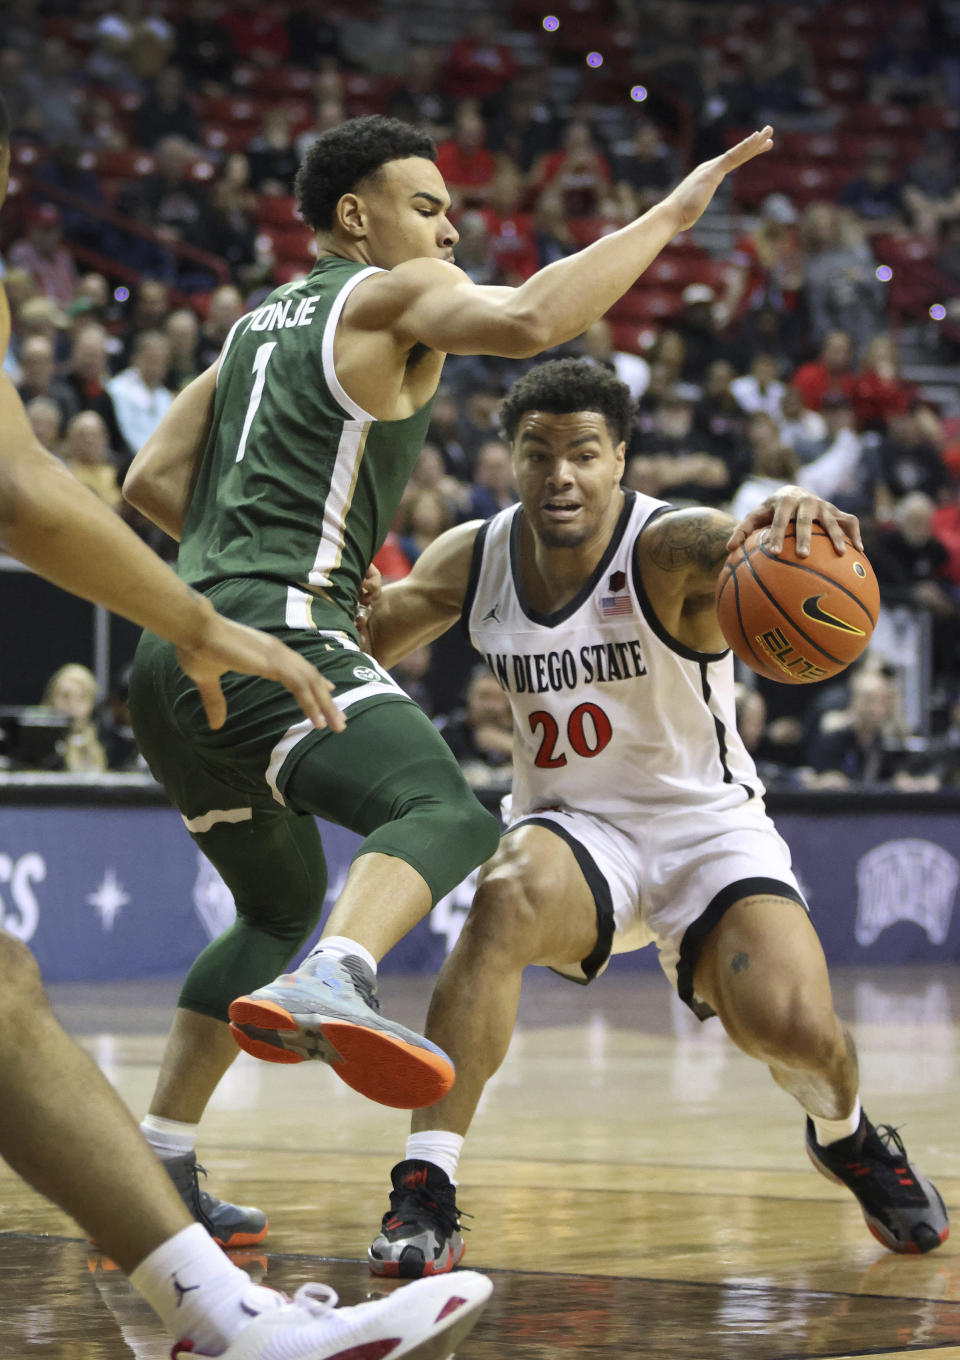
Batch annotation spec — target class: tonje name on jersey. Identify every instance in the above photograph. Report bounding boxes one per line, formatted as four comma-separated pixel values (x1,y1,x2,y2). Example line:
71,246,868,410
243,296,320,334
484,640,648,695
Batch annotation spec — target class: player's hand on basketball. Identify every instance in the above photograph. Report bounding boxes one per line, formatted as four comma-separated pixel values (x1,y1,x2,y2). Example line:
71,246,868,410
176,614,345,734
665,127,774,232
726,485,863,558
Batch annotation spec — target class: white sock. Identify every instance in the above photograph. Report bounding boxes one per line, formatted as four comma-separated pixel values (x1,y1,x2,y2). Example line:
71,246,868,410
812,1097,862,1147
141,1114,198,1161
309,935,377,976
130,1223,284,1355
406,1131,465,1184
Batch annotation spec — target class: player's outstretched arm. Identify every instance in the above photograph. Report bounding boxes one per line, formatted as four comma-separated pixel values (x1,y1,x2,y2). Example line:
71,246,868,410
0,373,343,733
362,521,481,668
123,363,218,539
726,485,864,557
356,128,774,358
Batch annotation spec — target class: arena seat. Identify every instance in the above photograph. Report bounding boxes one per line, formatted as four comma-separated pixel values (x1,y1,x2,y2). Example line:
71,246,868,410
90,87,143,117
90,149,157,179
255,226,315,265
197,96,264,128
236,67,315,98
643,254,725,292
203,125,254,155
608,288,682,325
608,320,656,356
873,234,935,267
254,196,301,228
566,218,607,247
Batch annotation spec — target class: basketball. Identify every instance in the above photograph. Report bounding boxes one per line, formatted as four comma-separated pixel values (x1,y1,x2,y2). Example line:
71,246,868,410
715,524,880,684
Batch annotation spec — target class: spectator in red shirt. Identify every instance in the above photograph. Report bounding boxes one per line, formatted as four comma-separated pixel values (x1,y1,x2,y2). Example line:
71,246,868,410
9,204,77,311
852,333,916,432
931,490,960,586
220,0,289,67
718,193,803,326
441,14,517,103
435,109,498,207
372,532,412,583
477,169,538,283
791,330,857,412
532,120,612,218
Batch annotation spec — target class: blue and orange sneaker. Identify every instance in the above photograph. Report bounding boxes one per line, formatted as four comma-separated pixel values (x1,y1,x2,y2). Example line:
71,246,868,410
805,1112,949,1254
228,951,454,1110
368,1160,467,1278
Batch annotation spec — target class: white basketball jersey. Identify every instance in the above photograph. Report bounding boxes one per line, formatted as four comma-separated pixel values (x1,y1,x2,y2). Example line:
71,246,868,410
464,490,764,821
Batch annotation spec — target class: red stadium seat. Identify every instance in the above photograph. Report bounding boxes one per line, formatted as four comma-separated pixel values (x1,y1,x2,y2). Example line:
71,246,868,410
203,125,253,155
567,218,607,247
90,87,143,117
197,96,264,127
237,67,315,98
665,232,706,257
778,133,841,162
254,196,301,228
90,148,157,179
255,226,315,265
873,234,935,267
835,131,903,163
821,66,868,100
343,75,398,118
608,288,682,325
842,103,915,134
608,320,654,356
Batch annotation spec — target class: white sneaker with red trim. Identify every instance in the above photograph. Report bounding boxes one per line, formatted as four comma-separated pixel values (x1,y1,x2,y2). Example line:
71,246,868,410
172,1271,491,1360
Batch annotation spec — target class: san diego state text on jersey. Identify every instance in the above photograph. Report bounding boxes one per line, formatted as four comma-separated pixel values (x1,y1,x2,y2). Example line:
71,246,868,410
483,639,648,695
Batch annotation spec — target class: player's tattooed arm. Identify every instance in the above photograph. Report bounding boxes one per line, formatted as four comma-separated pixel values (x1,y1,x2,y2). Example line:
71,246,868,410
645,507,735,580
637,507,735,653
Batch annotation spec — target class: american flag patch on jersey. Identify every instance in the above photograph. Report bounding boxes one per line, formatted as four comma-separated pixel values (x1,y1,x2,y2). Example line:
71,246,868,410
600,594,633,617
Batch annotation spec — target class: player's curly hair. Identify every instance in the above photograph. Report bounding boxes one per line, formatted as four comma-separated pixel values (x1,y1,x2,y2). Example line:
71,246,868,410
0,92,10,145
499,358,635,445
295,116,437,232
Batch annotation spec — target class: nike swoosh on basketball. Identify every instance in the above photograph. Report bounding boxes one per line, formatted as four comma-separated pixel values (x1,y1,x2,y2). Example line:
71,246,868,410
800,595,865,635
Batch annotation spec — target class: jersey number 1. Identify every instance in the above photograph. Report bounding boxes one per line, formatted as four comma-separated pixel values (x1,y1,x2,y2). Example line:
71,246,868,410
529,703,612,769
235,342,277,462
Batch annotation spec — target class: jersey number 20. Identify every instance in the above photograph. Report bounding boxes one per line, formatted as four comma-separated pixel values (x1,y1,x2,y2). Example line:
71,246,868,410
529,703,612,769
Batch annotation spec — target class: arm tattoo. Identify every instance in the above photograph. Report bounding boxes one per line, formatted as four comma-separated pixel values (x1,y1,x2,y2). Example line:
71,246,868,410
730,951,750,974
647,513,733,574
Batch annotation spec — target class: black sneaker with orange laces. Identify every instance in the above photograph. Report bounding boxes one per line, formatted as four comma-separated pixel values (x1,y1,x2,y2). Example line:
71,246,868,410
368,1160,466,1277
805,1112,949,1254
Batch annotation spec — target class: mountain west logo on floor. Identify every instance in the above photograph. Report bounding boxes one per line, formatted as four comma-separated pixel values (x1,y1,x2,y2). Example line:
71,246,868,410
855,839,959,947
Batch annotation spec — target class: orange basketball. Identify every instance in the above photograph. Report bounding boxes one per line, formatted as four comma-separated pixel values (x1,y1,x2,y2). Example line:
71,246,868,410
715,523,880,684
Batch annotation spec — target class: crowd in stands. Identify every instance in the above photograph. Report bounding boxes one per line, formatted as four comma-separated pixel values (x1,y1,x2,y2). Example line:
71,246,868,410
2,0,960,791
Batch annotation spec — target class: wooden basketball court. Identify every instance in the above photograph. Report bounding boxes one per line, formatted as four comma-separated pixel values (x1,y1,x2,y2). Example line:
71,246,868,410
2,964,958,1358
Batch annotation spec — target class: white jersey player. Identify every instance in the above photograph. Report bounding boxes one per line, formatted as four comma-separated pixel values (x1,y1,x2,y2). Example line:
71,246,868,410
362,358,948,1278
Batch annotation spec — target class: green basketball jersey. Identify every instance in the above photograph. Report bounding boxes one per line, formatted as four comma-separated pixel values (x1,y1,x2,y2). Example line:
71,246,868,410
178,257,436,633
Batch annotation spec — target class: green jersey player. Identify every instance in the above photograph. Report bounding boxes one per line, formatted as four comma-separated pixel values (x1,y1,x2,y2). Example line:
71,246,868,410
124,115,775,1244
